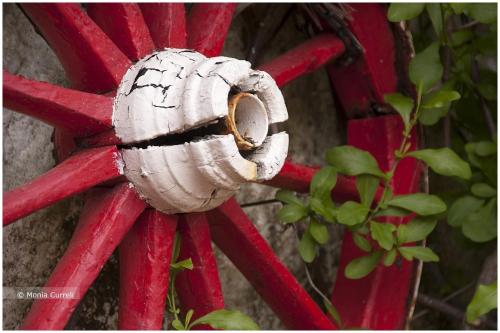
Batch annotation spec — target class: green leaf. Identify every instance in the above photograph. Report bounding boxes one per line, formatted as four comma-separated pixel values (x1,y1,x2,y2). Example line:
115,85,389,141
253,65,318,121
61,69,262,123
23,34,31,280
310,166,337,201
422,89,461,109
451,30,474,47
466,3,497,24
171,258,194,271
185,309,194,328
477,83,497,101
384,93,414,132
353,233,372,252
466,282,497,324
426,4,443,38
462,199,497,242
299,229,317,263
450,3,467,14
398,246,439,262
275,190,304,207
337,201,370,226
324,299,343,327
409,148,471,180
309,198,336,223
370,221,396,251
374,207,411,218
448,196,485,227
310,218,329,245
356,174,380,208
471,183,497,198
474,141,497,157
277,204,308,224
397,216,437,244
171,319,185,330
326,146,384,177
387,3,425,21
418,104,449,126
383,248,397,267
190,309,259,330
409,42,443,93
345,251,382,279
387,193,446,216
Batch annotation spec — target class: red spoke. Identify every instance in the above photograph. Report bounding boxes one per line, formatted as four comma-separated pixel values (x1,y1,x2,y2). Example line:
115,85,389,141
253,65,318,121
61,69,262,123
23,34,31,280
331,116,421,329
326,4,398,118
206,199,336,330
21,184,146,330
21,3,131,93
264,160,382,203
3,71,113,137
139,3,187,49
175,213,224,326
87,3,155,61
79,129,122,148
258,34,345,88
3,146,123,226
119,209,178,330
187,3,236,57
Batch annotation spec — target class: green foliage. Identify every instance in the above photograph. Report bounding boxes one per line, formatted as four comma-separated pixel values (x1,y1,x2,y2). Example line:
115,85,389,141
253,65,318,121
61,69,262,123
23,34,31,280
337,201,369,226
409,148,471,179
462,198,497,242
409,42,443,92
386,193,447,216
470,183,496,198
397,216,437,244
447,195,485,227
299,228,317,263
345,251,383,279
326,146,384,177
398,246,439,262
277,204,308,224
353,232,372,252
189,309,259,330
387,3,425,22
384,93,413,132
466,282,497,324
356,174,379,208
369,221,396,251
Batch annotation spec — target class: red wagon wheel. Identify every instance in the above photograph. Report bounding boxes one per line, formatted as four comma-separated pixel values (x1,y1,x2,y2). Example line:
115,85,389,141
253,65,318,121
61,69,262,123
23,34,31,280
3,3,420,330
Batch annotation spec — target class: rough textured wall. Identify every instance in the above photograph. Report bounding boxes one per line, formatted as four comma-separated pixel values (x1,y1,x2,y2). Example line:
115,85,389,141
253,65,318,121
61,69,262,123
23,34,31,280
3,4,343,329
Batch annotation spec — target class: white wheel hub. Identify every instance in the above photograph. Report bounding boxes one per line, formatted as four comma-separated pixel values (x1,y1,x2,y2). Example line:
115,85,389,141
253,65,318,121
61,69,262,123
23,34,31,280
113,49,289,214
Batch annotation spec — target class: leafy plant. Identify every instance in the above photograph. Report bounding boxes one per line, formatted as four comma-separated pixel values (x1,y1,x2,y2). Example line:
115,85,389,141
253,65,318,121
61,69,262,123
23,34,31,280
276,3,497,327
167,233,259,330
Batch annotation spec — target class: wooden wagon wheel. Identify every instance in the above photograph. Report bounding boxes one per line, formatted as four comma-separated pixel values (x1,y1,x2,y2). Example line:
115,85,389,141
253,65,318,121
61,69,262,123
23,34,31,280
3,3,420,330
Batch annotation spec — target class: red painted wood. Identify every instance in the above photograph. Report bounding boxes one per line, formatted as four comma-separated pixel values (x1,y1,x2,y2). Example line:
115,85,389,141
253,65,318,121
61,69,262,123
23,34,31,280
21,3,131,93
331,115,420,329
52,129,77,163
21,184,146,330
3,71,113,137
79,128,122,148
119,209,178,330
3,146,123,226
87,3,155,61
187,3,236,57
175,213,224,327
265,160,382,203
207,199,336,330
139,3,187,49
327,4,398,118
259,34,345,88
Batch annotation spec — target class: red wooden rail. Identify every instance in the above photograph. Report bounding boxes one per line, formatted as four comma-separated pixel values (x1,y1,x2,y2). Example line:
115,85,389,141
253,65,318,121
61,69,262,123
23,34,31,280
175,213,225,327
119,210,178,330
87,3,155,61
21,185,146,329
139,3,187,49
207,199,336,330
259,33,345,88
21,3,131,93
3,146,123,226
187,3,236,57
3,71,113,137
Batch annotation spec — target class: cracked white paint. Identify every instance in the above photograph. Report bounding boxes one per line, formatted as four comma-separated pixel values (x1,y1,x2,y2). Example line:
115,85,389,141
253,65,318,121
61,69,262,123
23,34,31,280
113,49,289,214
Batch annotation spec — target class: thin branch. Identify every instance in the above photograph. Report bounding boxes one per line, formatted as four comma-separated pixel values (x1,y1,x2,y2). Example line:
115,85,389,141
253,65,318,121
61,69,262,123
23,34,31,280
240,199,280,208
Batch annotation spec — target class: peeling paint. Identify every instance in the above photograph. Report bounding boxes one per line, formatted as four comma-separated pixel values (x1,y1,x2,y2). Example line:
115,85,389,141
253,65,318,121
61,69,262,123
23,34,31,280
113,48,289,213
